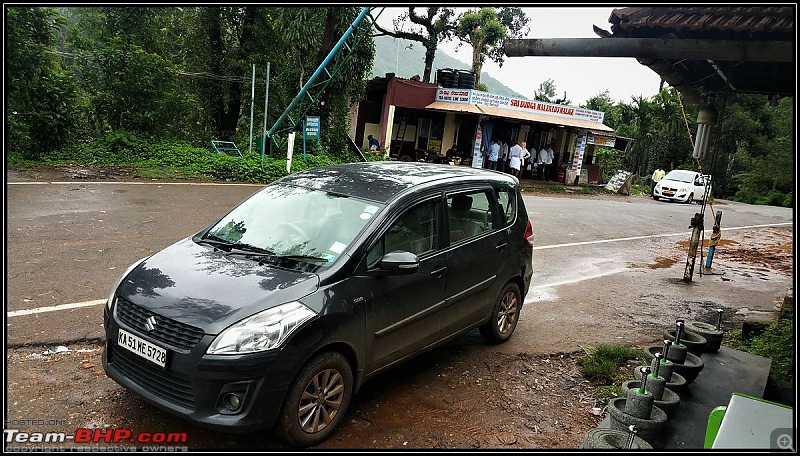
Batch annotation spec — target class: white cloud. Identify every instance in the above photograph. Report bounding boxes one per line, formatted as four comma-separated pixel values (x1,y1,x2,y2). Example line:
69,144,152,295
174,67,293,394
376,6,664,105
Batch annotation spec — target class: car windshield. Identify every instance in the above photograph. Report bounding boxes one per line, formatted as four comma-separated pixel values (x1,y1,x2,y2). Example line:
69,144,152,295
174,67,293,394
203,184,382,267
663,170,696,183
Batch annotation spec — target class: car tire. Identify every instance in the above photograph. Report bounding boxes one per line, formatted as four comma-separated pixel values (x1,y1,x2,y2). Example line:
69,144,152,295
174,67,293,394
685,193,693,204
652,195,659,201
275,352,353,448
479,282,521,344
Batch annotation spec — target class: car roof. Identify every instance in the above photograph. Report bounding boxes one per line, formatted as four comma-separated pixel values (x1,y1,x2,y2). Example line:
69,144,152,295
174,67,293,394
277,161,517,203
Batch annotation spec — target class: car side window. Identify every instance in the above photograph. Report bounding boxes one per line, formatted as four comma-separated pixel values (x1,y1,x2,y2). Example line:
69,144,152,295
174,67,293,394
497,188,516,226
447,190,494,243
366,199,439,267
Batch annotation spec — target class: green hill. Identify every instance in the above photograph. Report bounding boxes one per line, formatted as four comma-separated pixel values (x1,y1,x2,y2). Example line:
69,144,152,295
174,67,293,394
371,35,526,99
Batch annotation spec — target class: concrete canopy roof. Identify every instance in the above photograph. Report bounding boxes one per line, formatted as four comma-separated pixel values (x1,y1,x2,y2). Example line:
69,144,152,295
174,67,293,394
504,6,795,105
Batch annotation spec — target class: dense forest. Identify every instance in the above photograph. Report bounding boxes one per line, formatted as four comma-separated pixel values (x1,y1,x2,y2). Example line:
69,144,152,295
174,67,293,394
5,6,794,206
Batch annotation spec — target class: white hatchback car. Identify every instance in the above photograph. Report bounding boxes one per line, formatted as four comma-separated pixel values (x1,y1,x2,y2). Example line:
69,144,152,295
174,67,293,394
653,170,711,204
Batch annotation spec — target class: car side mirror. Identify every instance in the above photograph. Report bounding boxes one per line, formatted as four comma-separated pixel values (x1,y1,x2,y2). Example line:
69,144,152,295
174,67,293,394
379,251,420,275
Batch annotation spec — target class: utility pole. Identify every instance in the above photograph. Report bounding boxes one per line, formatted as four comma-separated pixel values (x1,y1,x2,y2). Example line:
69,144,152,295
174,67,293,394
248,64,255,155
262,62,270,158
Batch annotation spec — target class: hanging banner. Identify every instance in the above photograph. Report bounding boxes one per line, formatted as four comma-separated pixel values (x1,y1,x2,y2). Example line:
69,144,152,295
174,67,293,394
571,134,587,173
472,118,484,169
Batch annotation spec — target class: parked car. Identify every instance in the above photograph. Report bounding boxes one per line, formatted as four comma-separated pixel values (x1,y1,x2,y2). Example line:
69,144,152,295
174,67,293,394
652,169,712,204
102,162,534,447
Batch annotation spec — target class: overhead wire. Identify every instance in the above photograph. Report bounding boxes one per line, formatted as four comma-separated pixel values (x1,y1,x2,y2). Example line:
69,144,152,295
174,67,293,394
45,48,257,83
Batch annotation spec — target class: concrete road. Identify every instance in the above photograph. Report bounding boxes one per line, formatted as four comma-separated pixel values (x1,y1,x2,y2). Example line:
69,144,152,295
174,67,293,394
6,174,793,350
4,171,794,450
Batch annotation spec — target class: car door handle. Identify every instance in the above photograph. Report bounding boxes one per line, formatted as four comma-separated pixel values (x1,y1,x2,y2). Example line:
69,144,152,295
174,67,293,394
431,266,447,276
495,242,507,251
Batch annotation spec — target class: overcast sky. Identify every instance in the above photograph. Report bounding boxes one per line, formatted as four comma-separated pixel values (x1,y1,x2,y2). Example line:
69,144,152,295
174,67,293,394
377,6,664,106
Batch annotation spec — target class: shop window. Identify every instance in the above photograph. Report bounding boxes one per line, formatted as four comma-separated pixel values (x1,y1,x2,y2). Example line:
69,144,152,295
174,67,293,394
417,116,445,153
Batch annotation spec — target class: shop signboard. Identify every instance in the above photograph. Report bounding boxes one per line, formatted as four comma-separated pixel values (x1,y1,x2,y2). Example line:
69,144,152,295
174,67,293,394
587,134,616,147
433,88,606,124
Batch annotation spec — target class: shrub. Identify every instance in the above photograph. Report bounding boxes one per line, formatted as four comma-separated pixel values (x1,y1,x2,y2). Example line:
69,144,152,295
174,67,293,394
578,344,642,383
722,310,794,384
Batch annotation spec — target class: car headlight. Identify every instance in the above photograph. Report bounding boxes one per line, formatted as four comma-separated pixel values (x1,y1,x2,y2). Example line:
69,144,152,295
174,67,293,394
107,257,149,310
207,301,316,354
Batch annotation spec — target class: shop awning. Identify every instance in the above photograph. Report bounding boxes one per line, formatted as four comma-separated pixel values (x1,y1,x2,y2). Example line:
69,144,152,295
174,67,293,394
424,101,614,132
424,101,486,115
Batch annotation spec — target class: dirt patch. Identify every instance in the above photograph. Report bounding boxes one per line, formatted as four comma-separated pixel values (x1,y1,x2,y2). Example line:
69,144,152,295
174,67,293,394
5,341,610,450
678,230,794,274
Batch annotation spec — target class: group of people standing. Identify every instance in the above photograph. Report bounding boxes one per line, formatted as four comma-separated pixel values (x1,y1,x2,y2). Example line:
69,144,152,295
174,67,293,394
483,139,557,181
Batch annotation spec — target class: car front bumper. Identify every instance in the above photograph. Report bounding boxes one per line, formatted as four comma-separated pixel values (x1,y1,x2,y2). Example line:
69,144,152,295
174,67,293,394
653,187,692,203
102,304,304,433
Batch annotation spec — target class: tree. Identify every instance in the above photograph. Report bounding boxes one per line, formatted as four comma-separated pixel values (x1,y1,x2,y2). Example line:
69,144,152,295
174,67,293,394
65,7,200,139
455,7,528,86
719,94,793,206
533,79,556,103
88,38,182,134
648,87,692,174
371,7,456,83
6,7,78,158
305,7,375,157
584,90,614,112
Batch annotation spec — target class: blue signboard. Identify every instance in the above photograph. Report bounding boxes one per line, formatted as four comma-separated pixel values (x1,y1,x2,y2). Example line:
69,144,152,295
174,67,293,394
305,116,320,141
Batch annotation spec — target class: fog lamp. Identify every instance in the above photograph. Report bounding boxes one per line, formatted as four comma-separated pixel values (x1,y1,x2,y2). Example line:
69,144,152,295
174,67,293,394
223,393,243,412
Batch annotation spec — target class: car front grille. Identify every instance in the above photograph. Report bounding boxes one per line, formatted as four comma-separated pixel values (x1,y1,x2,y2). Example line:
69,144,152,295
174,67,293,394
107,344,195,409
115,297,205,350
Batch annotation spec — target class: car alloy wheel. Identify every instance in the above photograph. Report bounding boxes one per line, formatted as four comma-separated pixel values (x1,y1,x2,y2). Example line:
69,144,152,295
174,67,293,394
480,282,521,343
276,352,353,448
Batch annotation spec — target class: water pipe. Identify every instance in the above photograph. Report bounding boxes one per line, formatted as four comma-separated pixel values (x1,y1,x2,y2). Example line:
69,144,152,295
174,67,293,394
706,211,723,268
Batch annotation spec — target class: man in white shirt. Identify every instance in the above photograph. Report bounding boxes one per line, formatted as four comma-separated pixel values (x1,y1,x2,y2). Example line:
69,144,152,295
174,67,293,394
499,140,509,173
544,144,555,181
536,146,547,180
508,141,525,177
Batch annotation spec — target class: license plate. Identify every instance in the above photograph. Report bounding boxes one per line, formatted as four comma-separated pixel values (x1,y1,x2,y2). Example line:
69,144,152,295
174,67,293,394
117,328,167,368
663,190,674,195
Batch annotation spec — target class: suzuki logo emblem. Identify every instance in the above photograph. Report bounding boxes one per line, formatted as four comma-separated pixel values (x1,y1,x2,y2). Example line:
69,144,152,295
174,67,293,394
144,316,157,332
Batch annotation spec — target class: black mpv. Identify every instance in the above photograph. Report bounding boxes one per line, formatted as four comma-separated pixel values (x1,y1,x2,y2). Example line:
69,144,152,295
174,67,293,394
103,161,534,447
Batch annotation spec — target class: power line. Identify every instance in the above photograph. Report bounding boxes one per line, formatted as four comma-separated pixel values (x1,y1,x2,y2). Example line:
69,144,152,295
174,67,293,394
45,48,256,83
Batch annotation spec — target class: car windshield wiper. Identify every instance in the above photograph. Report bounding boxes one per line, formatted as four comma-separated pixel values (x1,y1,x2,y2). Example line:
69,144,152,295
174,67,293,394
232,251,332,265
273,254,332,263
198,235,274,255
